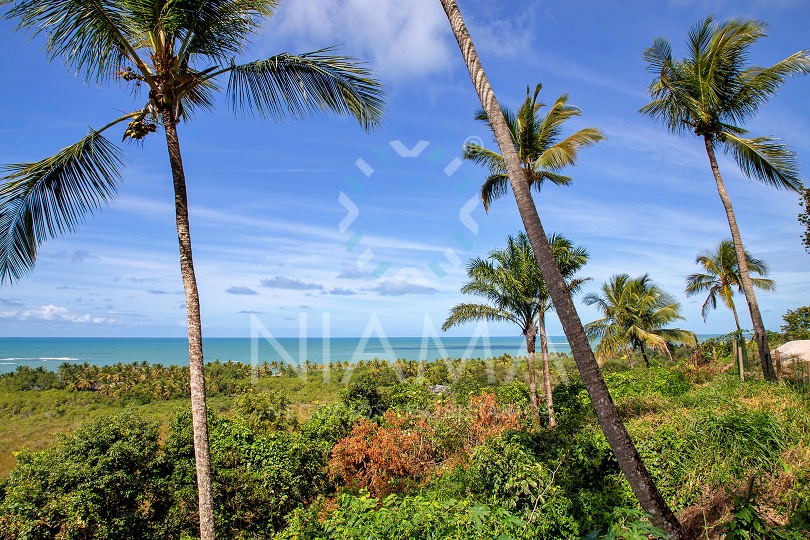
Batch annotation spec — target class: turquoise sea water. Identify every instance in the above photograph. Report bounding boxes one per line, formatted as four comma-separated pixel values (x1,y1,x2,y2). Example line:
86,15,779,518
0,336,574,375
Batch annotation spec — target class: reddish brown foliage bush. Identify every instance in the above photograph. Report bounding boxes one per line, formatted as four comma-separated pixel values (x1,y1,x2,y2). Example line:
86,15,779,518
328,393,522,496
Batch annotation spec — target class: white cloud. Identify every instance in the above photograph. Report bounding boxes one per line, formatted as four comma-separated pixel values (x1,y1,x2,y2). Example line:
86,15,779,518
374,279,438,296
261,276,324,290
8,304,112,324
262,0,453,81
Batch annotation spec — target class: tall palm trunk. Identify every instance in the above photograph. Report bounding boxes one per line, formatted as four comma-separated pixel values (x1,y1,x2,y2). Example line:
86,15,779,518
640,344,650,368
439,2,684,537
731,303,742,334
162,111,216,540
537,310,556,426
525,324,539,417
703,137,775,380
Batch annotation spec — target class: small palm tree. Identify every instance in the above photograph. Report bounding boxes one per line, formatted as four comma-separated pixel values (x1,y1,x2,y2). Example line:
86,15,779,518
464,84,605,212
442,232,587,423
640,16,810,380
535,233,589,426
585,274,697,367
686,240,775,332
0,1,383,538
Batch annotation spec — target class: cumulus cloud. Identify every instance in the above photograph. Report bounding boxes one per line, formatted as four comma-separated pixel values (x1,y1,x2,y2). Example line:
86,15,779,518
50,250,92,263
147,289,169,295
373,280,438,296
3,304,113,324
260,276,323,290
329,287,359,296
238,310,264,314
336,263,373,280
120,276,159,284
265,0,452,80
226,286,259,295
0,298,23,307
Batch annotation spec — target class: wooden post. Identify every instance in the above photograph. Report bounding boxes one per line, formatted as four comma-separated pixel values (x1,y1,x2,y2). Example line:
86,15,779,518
737,339,745,381
733,339,738,367
774,350,782,383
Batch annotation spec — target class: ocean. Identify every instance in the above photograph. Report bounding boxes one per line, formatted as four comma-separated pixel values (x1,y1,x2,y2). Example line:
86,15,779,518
0,336,574,375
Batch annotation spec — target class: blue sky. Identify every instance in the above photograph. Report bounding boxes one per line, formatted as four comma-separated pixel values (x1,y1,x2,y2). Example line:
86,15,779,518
1,0,808,339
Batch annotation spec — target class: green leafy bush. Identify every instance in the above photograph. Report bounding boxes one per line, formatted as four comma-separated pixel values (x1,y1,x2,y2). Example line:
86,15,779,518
301,402,362,447
162,410,328,538
0,411,164,539
233,389,294,433
279,491,528,540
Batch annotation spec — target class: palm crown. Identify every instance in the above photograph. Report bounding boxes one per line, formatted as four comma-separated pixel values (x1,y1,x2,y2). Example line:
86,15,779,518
640,16,809,191
0,0,384,283
443,232,587,334
585,274,696,366
463,84,605,212
685,240,774,330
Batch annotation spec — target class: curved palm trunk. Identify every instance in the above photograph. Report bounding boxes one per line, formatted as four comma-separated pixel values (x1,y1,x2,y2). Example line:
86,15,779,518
439,2,683,537
703,137,775,380
537,310,556,426
525,325,539,418
162,111,216,540
640,344,650,368
730,303,742,334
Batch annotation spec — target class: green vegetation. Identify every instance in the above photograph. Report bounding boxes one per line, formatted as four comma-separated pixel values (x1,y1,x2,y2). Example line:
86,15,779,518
462,83,605,213
584,274,697,367
640,16,810,381
782,306,810,341
685,240,775,333
0,347,808,539
443,231,589,423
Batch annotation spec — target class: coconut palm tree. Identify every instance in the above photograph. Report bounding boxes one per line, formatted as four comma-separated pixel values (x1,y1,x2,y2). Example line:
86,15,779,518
0,2,384,538
585,274,697,367
442,232,587,423
465,84,605,212
439,2,683,536
443,233,543,416
640,16,810,380
534,233,589,426
686,240,775,332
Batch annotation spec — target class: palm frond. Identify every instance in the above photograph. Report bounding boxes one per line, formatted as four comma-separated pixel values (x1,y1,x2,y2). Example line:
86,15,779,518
226,48,385,130
480,174,510,212
442,303,515,331
729,50,810,122
0,131,124,283
535,127,606,171
4,0,144,83
463,144,505,173
179,0,278,62
722,132,801,191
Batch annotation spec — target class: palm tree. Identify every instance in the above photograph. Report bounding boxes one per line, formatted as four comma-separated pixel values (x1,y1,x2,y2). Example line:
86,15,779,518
465,84,605,212
640,16,810,380
0,2,383,538
535,233,589,426
686,240,775,332
585,274,697,367
438,1,684,536
442,232,587,423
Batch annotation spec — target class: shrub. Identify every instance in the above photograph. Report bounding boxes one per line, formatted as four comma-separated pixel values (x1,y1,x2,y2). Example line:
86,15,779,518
233,389,294,433
782,306,810,341
339,368,400,417
301,403,362,447
328,412,435,497
162,410,328,538
280,491,528,540
458,433,579,538
0,411,164,539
